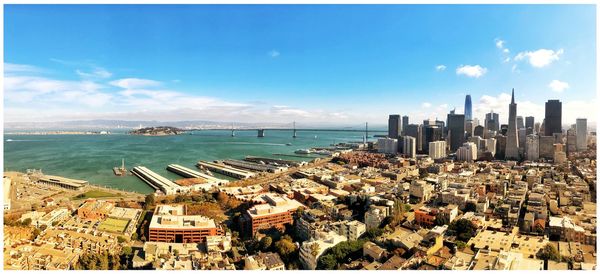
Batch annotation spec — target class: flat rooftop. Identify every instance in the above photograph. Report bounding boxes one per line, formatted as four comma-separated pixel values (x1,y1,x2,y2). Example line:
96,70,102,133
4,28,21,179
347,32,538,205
39,175,88,187
150,204,217,230
247,194,304,218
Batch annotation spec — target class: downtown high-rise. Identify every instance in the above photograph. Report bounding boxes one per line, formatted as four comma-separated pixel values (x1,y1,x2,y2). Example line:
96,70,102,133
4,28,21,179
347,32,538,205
505,89,520,160
544,100,562,136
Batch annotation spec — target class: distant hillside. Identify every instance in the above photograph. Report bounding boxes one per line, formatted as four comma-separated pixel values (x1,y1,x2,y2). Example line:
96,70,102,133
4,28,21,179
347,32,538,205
129,126,184,136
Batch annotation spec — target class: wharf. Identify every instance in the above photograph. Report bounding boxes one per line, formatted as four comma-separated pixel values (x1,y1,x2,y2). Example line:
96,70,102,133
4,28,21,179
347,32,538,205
196,161,256,179
272,153,320,159
166,164,228,183
244,156,304,167
221,159,286,173
131,166,180,195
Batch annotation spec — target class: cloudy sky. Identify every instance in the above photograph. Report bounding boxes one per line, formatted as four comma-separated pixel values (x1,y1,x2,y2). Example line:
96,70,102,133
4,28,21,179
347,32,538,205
4,5,597,127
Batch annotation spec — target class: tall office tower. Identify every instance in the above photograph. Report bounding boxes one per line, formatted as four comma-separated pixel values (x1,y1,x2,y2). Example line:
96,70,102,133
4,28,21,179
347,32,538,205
518,128,527,157
485,111,500,133
540,119,546,135
525,116,535,134
473,125,484,138
485,138,497,156
545,100,562,136
388,114,401,139
464,94,473,121
377,138,399,154
525,134,539,161
402,116,409,135
534,122,541,135
500,124,508,135
576,118,588,151
447,110,465,152
435,120,445,138
465,120,474,138
404,124,422,152
539,136,555,159
505,89,520,160
456,142,477,162
423,125,442,153
517,116,525,129
403,136,416,159
495,135,507,159
566,127,577,156
429,141,446,160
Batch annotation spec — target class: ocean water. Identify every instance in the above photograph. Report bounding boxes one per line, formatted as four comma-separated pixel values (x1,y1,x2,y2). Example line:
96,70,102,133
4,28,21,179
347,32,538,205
4,130,366,194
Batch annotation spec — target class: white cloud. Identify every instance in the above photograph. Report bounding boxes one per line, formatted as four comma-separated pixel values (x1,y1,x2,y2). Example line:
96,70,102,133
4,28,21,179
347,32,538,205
109,78,162,89
548,80,570,93
503,48,510,54
422,102,432,108
474,92,544,124
495,38,505,49
514,48,564,68
268,50,280,58
5,63,42,74
456,65,487,78
76,67,112,79
435,65,446,71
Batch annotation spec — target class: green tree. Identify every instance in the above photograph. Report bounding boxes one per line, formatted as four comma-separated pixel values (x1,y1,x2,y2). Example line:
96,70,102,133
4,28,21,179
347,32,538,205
121,246,133,257
144,194,155,209
319,254,337,270
21,218,32,226
448,219,478,242
275,238,297,261
537,244,560,261
260,236,273,251
31,228,41,240
117,236,127,243
464,202,477,213
455,240,467,250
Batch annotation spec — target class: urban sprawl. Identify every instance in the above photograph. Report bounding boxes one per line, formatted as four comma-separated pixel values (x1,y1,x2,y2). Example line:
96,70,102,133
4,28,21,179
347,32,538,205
3,89,597,270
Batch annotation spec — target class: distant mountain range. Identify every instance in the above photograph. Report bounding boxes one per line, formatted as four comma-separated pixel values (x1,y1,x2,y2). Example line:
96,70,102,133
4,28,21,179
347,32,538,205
4,120,387,131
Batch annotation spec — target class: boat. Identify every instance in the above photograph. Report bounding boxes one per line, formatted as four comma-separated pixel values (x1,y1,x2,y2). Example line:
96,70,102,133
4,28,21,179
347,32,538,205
6,139,13,142
286,143,292,146
295,149,311,154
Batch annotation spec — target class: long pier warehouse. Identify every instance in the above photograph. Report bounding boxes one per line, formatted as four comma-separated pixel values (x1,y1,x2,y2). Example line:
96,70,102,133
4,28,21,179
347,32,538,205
196,161,256,179
132,166,181,195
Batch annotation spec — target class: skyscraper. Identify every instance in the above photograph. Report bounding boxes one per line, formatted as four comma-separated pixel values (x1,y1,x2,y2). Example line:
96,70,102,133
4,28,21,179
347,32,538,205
464,94,472,121
544,100,562,136
516,116,525,129
576,118,588,151
388,114,401,139
525,116,535,135
423,125,442,153
402,115,409,135
485,111,500,133
403,136,416,159
404,124,422,152
447,110,465,152
505,89,520,160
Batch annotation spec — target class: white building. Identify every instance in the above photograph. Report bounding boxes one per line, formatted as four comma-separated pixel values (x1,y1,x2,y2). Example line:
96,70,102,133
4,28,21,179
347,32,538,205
485,138,497,156
377,138,398,154
403,136,416,159
456,142,477,162
332,220,366,241
364,205,389,230
428,141,446,160
525,135,539,161
299,231,347,270
409,180,433,202
576,118,587,151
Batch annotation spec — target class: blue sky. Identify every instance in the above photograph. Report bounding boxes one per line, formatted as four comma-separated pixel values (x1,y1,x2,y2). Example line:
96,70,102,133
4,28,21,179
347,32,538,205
4,4,597,126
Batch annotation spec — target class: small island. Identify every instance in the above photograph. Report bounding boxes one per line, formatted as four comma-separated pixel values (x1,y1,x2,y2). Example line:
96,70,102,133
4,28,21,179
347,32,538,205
129,126,184,136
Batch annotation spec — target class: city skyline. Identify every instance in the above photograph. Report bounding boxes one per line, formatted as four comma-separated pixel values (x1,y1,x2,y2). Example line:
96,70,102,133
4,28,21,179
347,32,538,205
4,4,597,127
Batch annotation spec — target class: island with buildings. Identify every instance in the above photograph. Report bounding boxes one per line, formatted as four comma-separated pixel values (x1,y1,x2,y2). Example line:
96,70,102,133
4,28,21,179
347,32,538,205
129,127,184,136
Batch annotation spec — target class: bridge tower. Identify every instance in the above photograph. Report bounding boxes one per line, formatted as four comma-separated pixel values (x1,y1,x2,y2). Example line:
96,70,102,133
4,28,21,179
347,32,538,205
258,129,265,137
231,123,235,137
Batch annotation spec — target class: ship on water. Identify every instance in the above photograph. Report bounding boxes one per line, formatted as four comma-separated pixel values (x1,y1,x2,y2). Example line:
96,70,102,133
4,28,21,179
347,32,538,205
113,158,128,176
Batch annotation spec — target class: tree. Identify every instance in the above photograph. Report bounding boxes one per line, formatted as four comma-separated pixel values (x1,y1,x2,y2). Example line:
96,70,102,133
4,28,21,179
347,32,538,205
537,244,560,261
319,254,337,270
464,202,477,213
364,227,384,240
260,236,273,251
309,242,320,257
117,236,127,243
275,238,297,261
144,194,155,209
121,246,133,257
448,219,478,242
131,232,138,241
455,240,467,251
31,228,41,240
21,218,32,226
173,249,180,257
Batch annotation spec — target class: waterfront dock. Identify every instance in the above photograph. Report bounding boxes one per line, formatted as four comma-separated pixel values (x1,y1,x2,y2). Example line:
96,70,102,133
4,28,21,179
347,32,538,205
222,159,287,173
166,164,228,183
131,166,180,195
196,161,256,179
272,153,320,159
244,156,305,167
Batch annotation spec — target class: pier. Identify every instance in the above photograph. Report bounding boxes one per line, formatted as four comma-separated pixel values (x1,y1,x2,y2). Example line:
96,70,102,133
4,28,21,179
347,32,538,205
244,156,305,167
131,166,181,195
196,161,256,179
166,164,228,183
222,159,287,173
